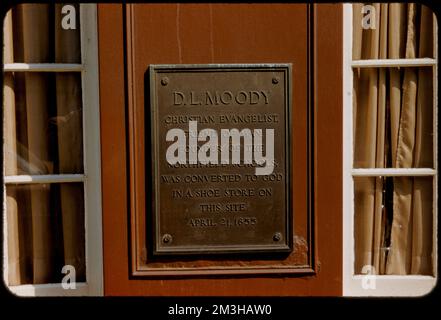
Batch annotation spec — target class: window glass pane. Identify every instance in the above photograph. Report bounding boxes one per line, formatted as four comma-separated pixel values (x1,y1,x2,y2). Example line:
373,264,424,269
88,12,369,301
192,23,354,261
3,72,83,174
354,176,433,275
6,183,85,285
352,3,435,60
8,3,81,64
353,67,433,168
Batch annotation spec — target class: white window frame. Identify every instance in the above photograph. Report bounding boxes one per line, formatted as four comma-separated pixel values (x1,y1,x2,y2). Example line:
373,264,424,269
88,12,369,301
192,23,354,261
2,4,103,296
343,3,438,296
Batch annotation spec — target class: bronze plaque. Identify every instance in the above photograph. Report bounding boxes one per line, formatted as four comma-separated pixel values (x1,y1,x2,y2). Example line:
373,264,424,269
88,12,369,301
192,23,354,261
149,64,292,255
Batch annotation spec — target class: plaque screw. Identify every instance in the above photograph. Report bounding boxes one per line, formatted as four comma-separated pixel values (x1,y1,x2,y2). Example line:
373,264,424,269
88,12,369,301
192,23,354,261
161,77,169,86
162,234,172,244
273,232,282,242
272,77,279,84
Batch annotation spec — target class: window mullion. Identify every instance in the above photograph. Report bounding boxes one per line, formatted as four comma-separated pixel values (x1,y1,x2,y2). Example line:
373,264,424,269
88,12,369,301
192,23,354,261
351,58,436,68
3,63,83,72
351,168,436,177
79,3,103,296
432,18,438,278
4,174,85,184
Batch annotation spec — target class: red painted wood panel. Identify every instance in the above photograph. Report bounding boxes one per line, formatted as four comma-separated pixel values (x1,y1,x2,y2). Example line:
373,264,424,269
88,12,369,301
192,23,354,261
99,3,342,296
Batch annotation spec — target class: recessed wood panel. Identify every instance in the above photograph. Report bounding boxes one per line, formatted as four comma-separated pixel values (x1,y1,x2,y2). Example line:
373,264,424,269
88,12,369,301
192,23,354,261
128,4,309,275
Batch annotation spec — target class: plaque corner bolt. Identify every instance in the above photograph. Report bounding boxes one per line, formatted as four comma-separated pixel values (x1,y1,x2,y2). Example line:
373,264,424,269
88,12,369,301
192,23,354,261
162,233,173,244
272,77,279,84
161,77,169,86
273,232,282,242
